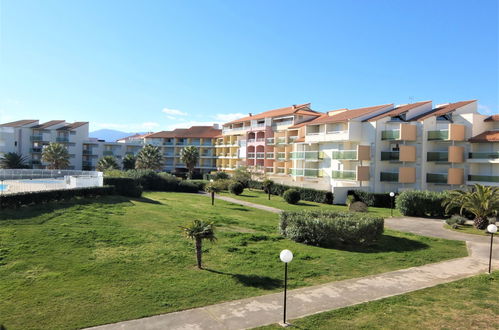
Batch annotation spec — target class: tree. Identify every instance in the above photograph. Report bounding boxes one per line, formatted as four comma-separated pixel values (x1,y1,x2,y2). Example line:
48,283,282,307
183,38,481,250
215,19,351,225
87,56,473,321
41,143,70,169
205,182,220,206
135,144,163,170
442,184,499,229
180,220,216,269
0,152,29,169
122,154,136,170
262,179,274,200
96,156,120,172
232,166,251,187
180,146,199,179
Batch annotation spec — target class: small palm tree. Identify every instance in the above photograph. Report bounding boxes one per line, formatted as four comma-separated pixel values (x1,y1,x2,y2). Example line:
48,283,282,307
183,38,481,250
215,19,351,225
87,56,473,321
122,154,136,170
443,184,499,229
0,152,29,169
96,156,120,172
262,179,274,200
41,143,70,169
135,144,163,170
205,182,220,206
180,220,216,269
180,146,199,179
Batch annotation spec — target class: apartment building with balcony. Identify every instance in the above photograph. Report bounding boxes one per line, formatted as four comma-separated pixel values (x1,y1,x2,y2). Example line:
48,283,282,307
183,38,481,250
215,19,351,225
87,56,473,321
467,115,499,186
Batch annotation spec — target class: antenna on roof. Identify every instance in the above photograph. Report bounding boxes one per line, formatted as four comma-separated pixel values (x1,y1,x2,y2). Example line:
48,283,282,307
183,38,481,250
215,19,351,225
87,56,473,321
408,96,414,104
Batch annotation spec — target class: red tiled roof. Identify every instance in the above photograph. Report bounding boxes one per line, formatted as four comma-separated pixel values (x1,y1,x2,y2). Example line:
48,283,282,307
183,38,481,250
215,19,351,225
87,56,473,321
225,103,320,125
32,120,65,129
116,132,153,141
146,126,221,139
410,100,476,121
366,101,432,122
0,119,38,127
485,115,499,122
57,122,89,130
295,104,393,126
468,130,499,143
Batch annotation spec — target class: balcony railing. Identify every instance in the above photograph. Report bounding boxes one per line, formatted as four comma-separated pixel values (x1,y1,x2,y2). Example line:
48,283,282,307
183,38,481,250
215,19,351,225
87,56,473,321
163,141,174,146
256,138,265,142
288,136,298,142
469,152,499,159
426,173,448,183
276,167,286,174
380,151,400,161
427,152,448,162
291,151,323,160
30,135,44,141
266,138,275,145
247,152,255,158
256,152,265,159
276,152,286,160
56,136,69,142
265,167,274,173
266,152,274,159
31,160,42,165
103,150,114,156
332,150,357,160
276,137,287,144
247,139,256,143
468,175,499,183
380,172,399,182
381,130,400,140
331,170,356,180
31,148,42,153
82,161,93,167
427,130,449,141
290,168,321,177
82,149,93,155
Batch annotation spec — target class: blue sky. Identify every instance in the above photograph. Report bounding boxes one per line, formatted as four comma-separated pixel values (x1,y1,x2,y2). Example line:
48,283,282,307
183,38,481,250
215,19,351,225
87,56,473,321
1,0,497,132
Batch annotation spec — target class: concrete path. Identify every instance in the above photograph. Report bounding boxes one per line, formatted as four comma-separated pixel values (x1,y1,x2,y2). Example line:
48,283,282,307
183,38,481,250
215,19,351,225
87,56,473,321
212,193,282,214
87,198,498,330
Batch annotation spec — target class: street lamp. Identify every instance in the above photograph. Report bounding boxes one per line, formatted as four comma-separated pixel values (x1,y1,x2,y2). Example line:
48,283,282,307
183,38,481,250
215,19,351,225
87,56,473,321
487,224,497,274
209,179,215,205
389,192,395,217
280,249,293,327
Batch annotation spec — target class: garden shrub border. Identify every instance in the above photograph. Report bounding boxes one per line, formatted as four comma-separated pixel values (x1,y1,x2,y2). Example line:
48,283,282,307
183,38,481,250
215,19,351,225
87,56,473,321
248,180,333,204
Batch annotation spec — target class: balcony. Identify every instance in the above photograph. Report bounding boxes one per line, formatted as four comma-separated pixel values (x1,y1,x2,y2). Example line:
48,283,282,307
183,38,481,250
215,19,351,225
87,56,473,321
56,136,69,143
266,152,274,159
266,138,275,145
276,152,287,161
31,160,42,165
82,161,93,167
426,173,447,184
256,138,265,142
30,135,44,141
163,141,174,146
290,168,321,177
288,136,298,143
291,151,323,161
247,152,255,158
164,153,174,157
103,150,114,156
427,130,449,141
31,148,43,153
381,151,399,161
331,170,356,180
256,152,265,159
82,149,93,155
247,139,256,143
276,167,287,174
276,137,287,144
332,150,357,160
469,152,499,160
380,172,399,182
427,152,448,162
381,130,400,140
468,175,499,183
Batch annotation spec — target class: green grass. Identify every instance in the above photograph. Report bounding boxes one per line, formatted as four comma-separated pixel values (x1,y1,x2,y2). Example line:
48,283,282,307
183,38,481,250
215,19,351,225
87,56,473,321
0,192,465,329
221,189,401,217
444,224,490,236
258,271,499,330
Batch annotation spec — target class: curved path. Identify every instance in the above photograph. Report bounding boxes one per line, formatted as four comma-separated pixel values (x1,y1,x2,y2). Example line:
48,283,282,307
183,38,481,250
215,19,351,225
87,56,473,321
87,195,498,330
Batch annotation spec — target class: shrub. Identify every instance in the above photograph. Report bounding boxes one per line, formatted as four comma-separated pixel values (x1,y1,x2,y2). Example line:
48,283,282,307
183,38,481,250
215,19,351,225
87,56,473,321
0,186,115,209
211,179,233,191
396,190,446,217
346,194,355,206
177,181,199,193
187,179,209,191
103,177,143,197
229,181,244,195
280,210,384,247
446,215,467,226
348,190,393,208
247,180,333,204
212,171,230,180
349,201,368,212
283,189,300,204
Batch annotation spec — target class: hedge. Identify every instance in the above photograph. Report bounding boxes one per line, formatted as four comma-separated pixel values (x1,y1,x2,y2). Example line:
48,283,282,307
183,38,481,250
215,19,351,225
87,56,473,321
103,177,143,197
283,189,300,204
247,180,333,204
280,210,384,247
348,190,393,208
0,186,115,209
395,190,447,217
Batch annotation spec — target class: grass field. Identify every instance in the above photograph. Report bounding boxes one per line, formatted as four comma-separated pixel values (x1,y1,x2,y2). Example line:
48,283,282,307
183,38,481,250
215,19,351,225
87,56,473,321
0,192,465,329
444,223,491,236
220,189,401,217
258,271,499,329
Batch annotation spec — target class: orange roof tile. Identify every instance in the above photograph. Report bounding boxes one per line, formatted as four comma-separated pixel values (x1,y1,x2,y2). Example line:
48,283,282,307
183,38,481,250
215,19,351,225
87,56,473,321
32,120,65,129
366,101,432,122
410,100,476,121
146,126,221,139
57,122,89,130
469,130,499,143
485,115,499,122
225,103,321,125
0,119,38,127
296,104,393,126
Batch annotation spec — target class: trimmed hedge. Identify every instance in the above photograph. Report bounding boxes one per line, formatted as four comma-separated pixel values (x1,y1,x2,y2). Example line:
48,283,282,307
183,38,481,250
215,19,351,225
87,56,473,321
280,210,384,247
283,189,300,204
229,182,244,195
395,190,446,217
0,186,115,209
348,190,393,208
247,180,333,204
103,177,143,197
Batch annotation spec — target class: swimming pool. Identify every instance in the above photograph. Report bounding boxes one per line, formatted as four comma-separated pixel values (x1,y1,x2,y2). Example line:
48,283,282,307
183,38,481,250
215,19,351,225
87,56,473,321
18,179,64,184
0,184,7,191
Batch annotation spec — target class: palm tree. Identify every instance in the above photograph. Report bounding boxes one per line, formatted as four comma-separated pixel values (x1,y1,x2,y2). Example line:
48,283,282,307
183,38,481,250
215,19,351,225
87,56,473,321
180,220,216,269
135,144,163,170
96,156,120,172
180,146,199,179
443,184,499,229
205,182,220,206
0,152,29,169
262,179,274,200
41,143,70,169
122,153,136,170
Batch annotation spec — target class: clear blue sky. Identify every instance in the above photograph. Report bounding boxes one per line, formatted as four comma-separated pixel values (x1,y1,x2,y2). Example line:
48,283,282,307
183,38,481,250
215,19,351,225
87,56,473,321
1,0,497,132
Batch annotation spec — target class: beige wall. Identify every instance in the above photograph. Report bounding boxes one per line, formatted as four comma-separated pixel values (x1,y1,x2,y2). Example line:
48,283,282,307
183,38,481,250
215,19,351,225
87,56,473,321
449,124,465,141
399,145,416,162
357,145,371,161
448,146,464,163
399,167,416,183
357,166,370,181
400,124,417,141
447,168,464,185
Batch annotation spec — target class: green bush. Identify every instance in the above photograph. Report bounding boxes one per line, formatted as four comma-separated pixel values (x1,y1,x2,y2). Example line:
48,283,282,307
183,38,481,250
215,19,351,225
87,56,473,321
446,215,467,226
103,177,143,197
346,194,355,206
212,171,230,180
0,186,115,209
177,181,199,193
348,190,393,208
229,181,244,195
283,189,300,204
280,210,384,247
247,180,333,204
210,179,233,191
349,201,368,212
187,180,209,191
396,190,446,217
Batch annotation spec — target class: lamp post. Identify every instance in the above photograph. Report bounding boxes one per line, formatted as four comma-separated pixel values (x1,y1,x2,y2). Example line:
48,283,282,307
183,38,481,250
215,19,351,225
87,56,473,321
389,192,395,217
280,249,293,327
487,224,497,274
209,179,215,205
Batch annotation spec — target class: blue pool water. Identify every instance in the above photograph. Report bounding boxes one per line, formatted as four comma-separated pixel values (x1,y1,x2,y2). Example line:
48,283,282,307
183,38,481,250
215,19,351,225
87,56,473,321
0,184,7,191
18,179,63,184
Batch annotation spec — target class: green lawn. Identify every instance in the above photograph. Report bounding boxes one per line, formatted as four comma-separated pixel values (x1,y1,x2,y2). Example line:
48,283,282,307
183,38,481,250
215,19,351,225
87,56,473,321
444,223,490,236
258,271,499,330
0,192,465,329
220,189,401,217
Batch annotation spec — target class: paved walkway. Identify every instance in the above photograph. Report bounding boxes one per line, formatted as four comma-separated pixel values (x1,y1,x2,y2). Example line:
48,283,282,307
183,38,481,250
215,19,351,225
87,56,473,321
87,197,498,330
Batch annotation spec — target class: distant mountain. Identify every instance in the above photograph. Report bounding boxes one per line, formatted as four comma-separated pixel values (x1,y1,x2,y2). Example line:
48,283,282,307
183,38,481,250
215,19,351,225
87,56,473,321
89,129,145,142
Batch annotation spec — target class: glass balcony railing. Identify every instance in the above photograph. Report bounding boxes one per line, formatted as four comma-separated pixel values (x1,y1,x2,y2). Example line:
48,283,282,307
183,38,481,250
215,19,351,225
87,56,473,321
247,139,256,143
428,130,449,141
82,161,93,167
288,136,298,142
266,152,274,159
427,152,448,162
468,175,499,183
103,150,114,156
276,152,286,160
380,151,400,161
290,168,321,177
290,151,323,160
266,138,275,145
82,149,93,155
469,152,499,159
247,152,255,158
276,167,286,174
426,173,448,183
380,172,399,182
163,141,174,146
256,152,265,159
31,160,42,165
381,130,400,140
332,150,357,160
276,137,287,144
256,138,265,142
331,170,356,180
30,135,44,141
56,136,69,142
31,148,43,153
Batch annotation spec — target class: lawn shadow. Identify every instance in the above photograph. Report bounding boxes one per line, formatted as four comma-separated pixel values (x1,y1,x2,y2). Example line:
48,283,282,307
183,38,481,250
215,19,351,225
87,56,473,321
134,197,163,205
204,268,282,289
296,202,318,207
330,234,430,253
228,206,250,212
240,194,258,198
